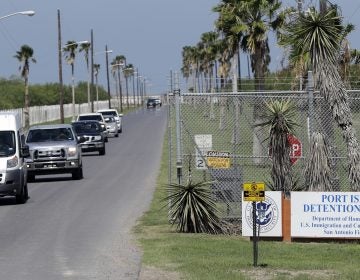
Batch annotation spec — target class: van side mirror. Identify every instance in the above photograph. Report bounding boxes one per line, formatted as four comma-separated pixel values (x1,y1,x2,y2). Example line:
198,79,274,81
21,145,30,158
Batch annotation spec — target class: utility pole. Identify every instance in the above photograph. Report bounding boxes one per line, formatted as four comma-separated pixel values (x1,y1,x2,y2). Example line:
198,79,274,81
90,29,94,112
105,45,111,109
57,9,64,123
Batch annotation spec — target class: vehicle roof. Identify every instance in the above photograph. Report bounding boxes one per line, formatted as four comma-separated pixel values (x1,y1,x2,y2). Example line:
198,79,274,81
78,113,102,116
72,120,100,124
28,124,73,130
97,109,118,113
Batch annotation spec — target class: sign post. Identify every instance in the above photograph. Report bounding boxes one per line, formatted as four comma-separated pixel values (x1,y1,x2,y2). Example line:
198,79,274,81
243,182,265,267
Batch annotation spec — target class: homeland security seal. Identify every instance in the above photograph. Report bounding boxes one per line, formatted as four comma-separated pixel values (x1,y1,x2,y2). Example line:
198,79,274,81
244,195,279,234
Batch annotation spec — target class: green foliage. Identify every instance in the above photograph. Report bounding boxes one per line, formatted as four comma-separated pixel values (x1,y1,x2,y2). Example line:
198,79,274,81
0,77,108,109
163,178,223,234
256,99,299,192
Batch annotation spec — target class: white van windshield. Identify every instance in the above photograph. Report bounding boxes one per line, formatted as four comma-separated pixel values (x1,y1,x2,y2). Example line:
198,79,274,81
0,131,16,157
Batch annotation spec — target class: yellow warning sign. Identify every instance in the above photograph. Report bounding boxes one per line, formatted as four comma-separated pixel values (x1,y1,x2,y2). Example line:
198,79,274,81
206,151,231,169
243,182,265,201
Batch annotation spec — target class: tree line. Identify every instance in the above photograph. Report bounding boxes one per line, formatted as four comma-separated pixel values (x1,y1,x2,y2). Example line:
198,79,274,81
0,77,108,110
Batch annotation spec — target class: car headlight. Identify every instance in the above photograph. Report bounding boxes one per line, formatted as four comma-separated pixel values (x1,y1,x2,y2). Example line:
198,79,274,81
94,135,102,141
7,155,19,168
68,147,77,157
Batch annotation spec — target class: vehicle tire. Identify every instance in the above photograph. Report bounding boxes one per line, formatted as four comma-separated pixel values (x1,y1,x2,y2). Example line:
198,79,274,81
105,137,108,143
115,133,119,137
119,127,123,133
15,184,28,204
27,173,35,182
99,146,106,156
72,166,83,180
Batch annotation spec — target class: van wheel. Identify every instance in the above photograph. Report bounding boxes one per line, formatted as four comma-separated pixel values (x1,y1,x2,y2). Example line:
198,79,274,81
99,146,106,156
16,184,28,204
28,174,35,182
72,166,83,180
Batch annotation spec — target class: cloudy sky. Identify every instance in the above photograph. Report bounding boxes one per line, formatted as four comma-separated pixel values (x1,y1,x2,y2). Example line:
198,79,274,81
0,0,359,95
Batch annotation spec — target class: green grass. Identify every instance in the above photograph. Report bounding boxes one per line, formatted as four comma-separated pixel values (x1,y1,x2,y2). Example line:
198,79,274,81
135,129,360,280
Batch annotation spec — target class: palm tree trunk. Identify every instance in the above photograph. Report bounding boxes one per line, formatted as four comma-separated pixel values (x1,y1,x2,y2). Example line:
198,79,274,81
71,65,75,120
24,74,30,130
252,47,267,165
316,60,360,190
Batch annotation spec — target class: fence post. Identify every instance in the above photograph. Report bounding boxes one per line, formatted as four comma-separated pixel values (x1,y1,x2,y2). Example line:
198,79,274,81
174,72,182,185
307,71,314,141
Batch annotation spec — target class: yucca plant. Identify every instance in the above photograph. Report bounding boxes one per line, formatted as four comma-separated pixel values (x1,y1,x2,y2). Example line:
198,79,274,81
304,132,333,191
164,178,223,234
256,99,299,193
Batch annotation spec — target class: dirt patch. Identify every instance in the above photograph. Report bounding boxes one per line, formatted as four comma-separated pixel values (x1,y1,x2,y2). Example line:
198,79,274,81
237,268,337,280
138,265,182,280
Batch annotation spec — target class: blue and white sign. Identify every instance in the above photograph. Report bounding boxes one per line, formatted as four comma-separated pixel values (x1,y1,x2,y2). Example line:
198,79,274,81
291,192,360,238
242,191,282,237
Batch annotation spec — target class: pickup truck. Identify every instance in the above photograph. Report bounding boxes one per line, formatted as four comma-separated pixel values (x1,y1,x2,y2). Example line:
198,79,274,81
25,124,84,181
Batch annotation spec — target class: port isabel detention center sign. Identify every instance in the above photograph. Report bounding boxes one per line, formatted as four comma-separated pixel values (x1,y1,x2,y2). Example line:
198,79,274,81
291,192,360,238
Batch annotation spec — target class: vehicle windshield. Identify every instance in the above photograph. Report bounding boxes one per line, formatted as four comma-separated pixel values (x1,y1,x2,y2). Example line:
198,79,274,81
27,128,74,143
104,116,115,123
78,115,103,121
0,131,16,157
72,122,101,134
100,111,117,117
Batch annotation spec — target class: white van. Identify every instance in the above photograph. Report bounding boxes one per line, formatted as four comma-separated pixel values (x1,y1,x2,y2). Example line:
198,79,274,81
0,112,30,204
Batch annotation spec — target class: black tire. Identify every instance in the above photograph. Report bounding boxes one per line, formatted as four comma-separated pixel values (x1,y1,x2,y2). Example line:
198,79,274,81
119,127,123,133
72,166,83,180
15,184,28,204
99,146,106,155
115,133,119,138
105,137,108,143
27,173,35,182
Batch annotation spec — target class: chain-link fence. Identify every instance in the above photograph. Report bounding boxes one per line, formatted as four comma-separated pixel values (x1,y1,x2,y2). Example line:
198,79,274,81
168,89,360,222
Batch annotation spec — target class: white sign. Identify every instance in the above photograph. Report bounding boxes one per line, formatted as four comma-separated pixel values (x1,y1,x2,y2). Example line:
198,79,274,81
291,192,360,238
194,134,212,148
242,191,282,237
194,135,212,170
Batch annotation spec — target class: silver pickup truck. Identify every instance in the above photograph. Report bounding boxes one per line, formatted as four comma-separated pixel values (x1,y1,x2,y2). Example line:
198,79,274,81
25,124,84,181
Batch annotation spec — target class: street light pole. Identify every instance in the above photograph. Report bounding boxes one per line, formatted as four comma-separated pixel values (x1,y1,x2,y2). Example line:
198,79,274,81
0,10,35,21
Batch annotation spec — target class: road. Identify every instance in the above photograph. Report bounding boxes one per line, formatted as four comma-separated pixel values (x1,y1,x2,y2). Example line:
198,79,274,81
0,106,167,280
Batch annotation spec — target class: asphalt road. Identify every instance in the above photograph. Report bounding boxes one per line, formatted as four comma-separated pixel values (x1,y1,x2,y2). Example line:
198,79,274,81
0,106,167,280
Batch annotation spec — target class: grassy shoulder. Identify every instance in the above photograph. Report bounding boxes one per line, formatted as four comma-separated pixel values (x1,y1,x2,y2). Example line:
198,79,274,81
135,132,360,280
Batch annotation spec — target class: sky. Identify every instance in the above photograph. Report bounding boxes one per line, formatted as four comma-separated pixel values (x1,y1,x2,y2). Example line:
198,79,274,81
0,1,359,95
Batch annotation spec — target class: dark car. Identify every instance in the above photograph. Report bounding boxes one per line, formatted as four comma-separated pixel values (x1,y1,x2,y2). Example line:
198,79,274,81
146,98,162,108
72,121,106,155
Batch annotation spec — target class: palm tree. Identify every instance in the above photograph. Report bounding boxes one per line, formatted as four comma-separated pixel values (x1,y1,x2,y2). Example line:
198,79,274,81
123,64,133,108
110,62,120,108
79,42,91,110
93,63,100,110
281,7,360,190
14,44,36,130
63,40,78,120
114,55,126,112
213,0,285,164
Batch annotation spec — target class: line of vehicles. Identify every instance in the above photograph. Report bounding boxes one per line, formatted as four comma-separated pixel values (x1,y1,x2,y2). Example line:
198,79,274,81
0,109,123,204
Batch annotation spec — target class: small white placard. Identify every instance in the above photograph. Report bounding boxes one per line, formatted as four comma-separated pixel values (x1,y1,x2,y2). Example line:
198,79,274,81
242,191,282,237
